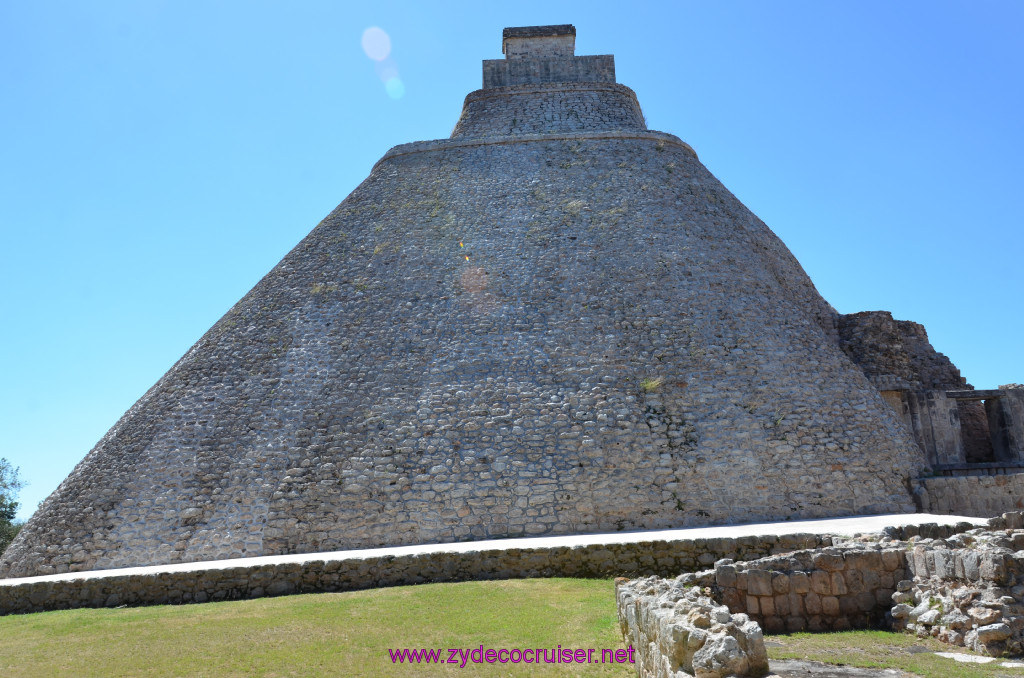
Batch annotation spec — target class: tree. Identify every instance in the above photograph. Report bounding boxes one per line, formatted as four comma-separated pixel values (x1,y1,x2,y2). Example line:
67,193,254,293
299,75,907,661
0,458,25,554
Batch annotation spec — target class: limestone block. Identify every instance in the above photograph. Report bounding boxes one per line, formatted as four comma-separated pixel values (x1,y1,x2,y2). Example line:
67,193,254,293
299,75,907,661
715,565,737,588
811,551,845,572
804,592,822,616
881,549,904,571
810,571,831,595
891,603,912,620
977,623,1012,643
746,569,773,597
969,607,1001,625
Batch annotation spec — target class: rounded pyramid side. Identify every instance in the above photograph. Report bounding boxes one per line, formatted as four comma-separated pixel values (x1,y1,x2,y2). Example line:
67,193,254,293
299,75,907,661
0,132,925,578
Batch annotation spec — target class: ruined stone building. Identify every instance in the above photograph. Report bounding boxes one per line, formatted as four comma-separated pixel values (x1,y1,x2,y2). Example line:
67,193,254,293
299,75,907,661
2,25,1021,578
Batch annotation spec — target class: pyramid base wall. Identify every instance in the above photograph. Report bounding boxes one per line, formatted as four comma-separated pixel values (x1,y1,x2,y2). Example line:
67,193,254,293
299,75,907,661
917,473,1024,517
2,532,832,616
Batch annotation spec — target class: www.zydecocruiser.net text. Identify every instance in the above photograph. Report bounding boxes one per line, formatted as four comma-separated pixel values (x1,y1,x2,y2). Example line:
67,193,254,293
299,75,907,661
389,645,636,666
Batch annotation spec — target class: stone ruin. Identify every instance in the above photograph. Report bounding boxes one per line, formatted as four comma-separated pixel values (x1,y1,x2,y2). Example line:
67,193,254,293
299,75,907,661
891,512,1024,656
617,577,769,678
1,24,1021,580
838,311,1024,478
617,513,1024,676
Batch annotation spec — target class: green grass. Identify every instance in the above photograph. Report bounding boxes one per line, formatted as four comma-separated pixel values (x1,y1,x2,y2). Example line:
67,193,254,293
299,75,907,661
767,630,1024,678
0,579,632,677
7,578,1024,677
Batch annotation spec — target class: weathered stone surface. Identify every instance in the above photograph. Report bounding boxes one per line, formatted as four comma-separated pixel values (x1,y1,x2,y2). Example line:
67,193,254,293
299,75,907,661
977,623,1012,643
616,576,768,678
708,539,910,632
920,475,1024,518
0,530,830,616
891,518,1024,656
837,311,967,392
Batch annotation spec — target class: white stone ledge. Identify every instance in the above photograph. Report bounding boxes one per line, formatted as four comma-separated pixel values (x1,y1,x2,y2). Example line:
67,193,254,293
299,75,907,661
0,514,981,591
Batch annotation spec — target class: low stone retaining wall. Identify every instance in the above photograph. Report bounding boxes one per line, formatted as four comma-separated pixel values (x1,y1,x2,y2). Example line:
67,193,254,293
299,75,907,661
713,546,908,633
615,541,925,676
918,474,1024,517
0,532,827,616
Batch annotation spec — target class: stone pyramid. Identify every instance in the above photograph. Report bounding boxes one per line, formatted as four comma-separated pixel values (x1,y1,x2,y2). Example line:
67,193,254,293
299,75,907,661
1,25,924,578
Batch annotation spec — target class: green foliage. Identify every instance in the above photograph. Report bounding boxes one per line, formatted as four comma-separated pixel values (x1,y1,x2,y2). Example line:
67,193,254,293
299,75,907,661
0,458,25,554
640,376,663,393
0,521,21,555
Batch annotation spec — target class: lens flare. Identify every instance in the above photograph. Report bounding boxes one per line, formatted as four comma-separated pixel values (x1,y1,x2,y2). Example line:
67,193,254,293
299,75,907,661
385,77,405,99
374,59,399,82
361,27,391,61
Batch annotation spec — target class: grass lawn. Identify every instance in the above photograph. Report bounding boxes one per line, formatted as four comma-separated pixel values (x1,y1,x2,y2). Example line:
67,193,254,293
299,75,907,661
0,578,633,677
767,630,1024,678
6,577,1024,677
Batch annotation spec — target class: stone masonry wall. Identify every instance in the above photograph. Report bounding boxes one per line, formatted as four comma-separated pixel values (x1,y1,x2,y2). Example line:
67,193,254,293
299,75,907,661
918,473,1024,517
617,577,769,678
898,319,971,390
451,82,644,138
0,532,828,616
0,130,924,578
3,129,925,578
482,55,615,88
837,311,968,390
713,546,908,633
502,25,575,59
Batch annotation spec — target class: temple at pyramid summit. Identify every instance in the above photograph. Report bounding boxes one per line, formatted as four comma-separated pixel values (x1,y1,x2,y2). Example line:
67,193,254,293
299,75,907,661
4,25,1023,578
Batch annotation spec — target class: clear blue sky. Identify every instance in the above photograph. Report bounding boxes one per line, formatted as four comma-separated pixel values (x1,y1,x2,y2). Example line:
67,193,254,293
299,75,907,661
2,2,1021,520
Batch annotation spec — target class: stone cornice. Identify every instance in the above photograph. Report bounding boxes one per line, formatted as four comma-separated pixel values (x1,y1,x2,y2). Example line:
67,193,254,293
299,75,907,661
376,129,698,169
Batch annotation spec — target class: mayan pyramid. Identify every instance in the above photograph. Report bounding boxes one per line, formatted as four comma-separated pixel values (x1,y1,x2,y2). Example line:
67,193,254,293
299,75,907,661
1,25,926,578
